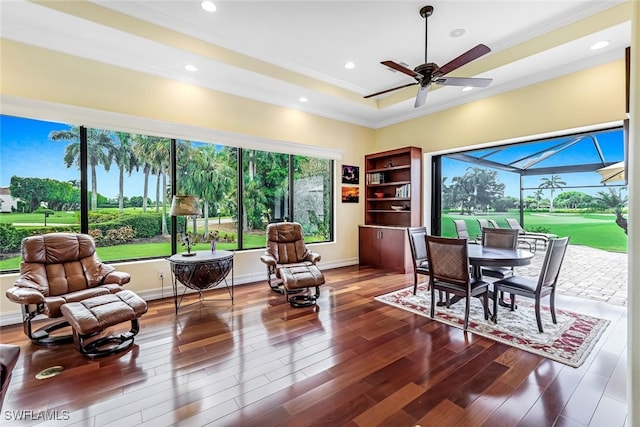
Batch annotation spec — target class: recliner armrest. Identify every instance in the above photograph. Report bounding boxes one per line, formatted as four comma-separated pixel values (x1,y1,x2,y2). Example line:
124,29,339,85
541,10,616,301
306,251,321,264
260,254,277,267
6,286,46,305
103,271,131,285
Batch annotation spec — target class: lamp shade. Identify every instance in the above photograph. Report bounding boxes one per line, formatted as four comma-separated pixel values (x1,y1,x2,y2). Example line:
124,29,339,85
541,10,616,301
170,195,202,216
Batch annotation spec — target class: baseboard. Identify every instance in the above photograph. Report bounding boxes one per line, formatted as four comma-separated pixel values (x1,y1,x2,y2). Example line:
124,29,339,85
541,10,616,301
0,258,359,327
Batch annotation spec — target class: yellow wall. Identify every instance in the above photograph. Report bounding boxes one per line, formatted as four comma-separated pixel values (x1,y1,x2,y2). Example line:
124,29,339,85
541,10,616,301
0,39,627,321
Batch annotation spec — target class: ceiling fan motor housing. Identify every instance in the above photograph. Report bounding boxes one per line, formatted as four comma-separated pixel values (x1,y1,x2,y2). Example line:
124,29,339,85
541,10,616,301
414,62,439,80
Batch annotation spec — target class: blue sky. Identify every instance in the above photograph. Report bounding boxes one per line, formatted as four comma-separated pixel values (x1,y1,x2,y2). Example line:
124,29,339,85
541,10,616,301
1,115,626,200
2,115,151,199
442,128,625,198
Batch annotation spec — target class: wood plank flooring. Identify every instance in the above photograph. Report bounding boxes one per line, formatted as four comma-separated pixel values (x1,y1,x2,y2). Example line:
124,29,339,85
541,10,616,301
0,266,628,426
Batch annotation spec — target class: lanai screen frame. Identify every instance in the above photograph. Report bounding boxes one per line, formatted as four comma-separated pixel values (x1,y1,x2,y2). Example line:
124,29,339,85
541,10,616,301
431,125,627,235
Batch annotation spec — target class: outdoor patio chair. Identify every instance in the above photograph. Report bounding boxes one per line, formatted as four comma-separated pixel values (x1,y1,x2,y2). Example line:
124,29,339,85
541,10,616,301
425,236,490,330
492,237,570,333
505,218,555,250
453,220,479,243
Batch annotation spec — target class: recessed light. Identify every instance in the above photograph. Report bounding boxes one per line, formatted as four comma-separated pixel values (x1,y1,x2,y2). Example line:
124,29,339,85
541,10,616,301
462,86,473,92
344,61,355,70
184,64,198,72
590,40,610,50
201,1,216,12
450,28,466,38
299,97,308,103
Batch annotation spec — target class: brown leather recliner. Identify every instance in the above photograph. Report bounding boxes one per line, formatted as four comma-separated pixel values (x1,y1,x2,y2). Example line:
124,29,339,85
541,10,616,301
5,233,130,346
260,222,321,294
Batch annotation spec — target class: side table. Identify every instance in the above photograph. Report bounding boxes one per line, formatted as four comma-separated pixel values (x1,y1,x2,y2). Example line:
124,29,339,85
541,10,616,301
168,250,234,313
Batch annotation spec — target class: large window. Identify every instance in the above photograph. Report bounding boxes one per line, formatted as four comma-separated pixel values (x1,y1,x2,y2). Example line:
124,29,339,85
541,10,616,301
0,115,334,272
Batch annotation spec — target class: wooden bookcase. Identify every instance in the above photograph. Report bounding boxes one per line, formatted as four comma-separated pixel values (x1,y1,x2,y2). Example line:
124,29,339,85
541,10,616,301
359,146,422,273
364,146,422,227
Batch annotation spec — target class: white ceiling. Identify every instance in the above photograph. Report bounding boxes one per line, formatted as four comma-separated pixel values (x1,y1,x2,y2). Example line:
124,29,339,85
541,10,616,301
0,0,631,129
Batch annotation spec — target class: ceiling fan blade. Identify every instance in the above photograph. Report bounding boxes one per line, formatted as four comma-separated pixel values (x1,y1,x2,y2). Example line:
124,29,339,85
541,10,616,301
364,82,418,99
381,60,423,79
433,77,493,87
434,44,491,77
414,85,430,108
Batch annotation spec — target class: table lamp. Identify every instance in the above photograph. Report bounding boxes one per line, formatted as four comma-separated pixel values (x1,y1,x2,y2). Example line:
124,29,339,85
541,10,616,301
170,195,202,256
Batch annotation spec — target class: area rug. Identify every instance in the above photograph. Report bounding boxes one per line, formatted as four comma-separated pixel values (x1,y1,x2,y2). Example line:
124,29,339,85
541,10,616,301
375,284,609,368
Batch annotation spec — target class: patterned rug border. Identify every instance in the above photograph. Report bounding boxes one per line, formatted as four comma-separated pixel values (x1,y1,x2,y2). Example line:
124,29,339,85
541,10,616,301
375,285,610,368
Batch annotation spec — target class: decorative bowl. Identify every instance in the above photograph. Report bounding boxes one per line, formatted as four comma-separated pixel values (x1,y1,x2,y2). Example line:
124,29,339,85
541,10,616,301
374,192,385,198
390,205,406,211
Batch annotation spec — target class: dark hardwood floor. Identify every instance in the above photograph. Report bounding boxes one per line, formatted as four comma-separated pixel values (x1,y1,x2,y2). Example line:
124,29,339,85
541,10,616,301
1,266,627,426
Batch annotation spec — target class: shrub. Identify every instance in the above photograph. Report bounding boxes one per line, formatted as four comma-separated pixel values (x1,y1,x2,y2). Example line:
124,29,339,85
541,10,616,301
0,224,80,254
90,213,162,241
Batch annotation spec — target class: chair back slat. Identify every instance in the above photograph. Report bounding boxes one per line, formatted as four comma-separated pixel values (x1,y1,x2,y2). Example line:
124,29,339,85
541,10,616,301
538,237,569,290
407,226,429,267
426,236,469,287
482,228,519,249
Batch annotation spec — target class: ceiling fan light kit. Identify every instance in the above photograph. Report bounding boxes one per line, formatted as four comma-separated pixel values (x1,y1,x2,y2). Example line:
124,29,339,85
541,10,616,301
365,5,493,108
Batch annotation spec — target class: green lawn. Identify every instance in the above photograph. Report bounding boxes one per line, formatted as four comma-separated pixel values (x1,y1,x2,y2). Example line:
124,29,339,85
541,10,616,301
442,211,627,253
0,210,78,225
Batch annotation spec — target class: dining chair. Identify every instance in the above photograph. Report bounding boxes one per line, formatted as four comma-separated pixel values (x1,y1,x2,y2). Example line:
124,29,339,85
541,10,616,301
407,226,430,295
425,235,490,330
492,237,570,332
480,227,520,306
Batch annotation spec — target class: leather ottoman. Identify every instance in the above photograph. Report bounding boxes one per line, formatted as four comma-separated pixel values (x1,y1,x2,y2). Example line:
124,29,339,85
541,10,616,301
1,344,20,410
61,290,147,359
280,264,325,307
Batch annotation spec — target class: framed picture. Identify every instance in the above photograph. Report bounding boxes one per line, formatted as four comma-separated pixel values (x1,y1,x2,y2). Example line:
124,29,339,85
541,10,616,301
341,165,359,184
341,186,359,203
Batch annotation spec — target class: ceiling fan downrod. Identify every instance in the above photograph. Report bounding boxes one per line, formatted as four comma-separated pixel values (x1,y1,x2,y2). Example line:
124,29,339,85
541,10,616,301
420,6,434,65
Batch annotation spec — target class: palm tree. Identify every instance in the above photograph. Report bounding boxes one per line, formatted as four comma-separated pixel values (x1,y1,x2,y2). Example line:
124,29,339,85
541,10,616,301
147,138,171,234
50,126,115,211
533,189,545,209
593,188,628,234
538,174,566,212
112,132,139,213
183,145,234,237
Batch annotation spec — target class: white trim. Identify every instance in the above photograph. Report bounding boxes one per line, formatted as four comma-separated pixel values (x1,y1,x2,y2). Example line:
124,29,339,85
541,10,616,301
0,95,344,160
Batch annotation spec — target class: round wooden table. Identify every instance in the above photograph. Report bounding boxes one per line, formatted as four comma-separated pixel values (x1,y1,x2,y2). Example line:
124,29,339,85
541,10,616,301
467,244,535,280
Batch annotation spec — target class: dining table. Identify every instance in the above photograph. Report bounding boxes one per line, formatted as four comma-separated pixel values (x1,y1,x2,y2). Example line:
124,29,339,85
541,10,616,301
467,244,535,280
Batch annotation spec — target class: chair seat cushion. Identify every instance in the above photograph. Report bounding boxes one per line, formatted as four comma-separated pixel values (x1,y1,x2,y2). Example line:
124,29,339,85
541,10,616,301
433,278,489,296
494,275,537,293
482,266,513,279
275,261,314,278
61,290,147,336
281,265,325,290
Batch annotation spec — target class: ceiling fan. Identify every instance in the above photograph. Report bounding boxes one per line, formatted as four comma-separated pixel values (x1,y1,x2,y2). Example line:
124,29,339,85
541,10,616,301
365,5,493,108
